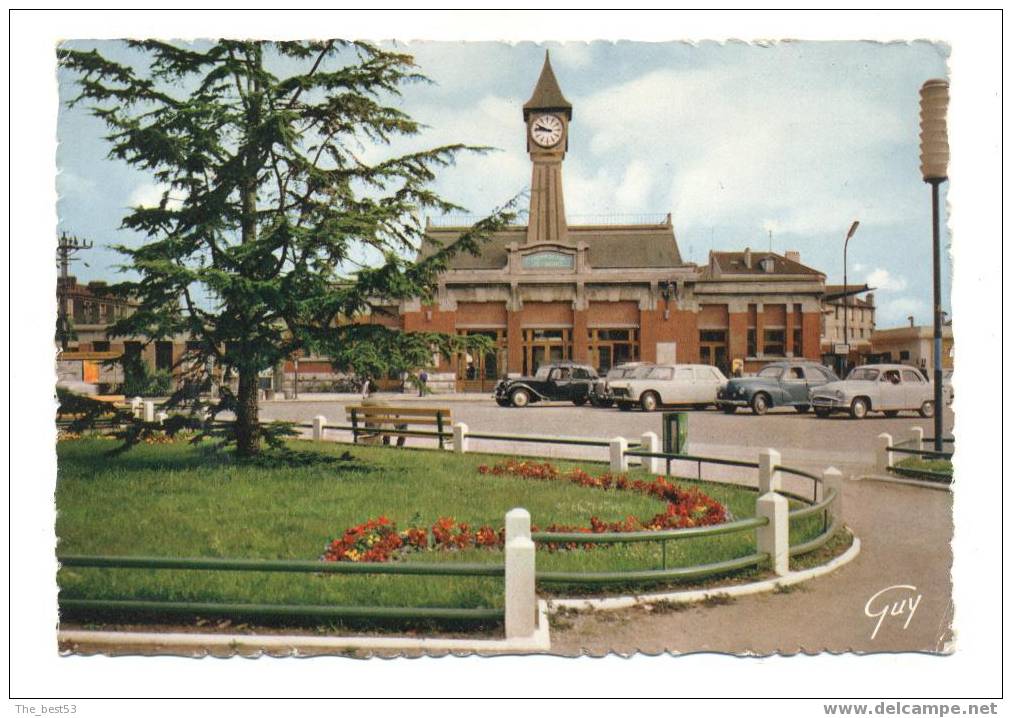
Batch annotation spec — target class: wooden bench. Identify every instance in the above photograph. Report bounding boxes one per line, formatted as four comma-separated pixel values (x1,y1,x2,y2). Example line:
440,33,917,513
345,405,452,449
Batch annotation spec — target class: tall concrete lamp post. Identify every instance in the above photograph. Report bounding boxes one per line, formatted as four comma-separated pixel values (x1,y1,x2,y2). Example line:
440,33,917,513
919,78,949,452
842,220,860,374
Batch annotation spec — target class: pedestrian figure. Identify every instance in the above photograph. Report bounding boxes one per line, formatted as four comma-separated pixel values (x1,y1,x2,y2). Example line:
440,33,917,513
361,377,371,399
418,371,428,397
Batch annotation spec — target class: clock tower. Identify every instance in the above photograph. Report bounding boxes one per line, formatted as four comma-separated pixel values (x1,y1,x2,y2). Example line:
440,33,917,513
523,51,573,245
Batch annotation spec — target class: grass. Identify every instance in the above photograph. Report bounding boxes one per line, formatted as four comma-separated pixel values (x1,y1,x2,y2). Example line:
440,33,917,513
56,437,828,628
893,456,953,481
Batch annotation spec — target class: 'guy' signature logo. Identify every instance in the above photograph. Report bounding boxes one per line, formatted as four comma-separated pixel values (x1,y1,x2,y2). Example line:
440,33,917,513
864,584,922,640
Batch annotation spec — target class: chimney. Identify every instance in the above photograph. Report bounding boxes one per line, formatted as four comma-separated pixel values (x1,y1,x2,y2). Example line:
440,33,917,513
908,316,915,328
743,247,752,269
865,292,874,307
785,250,800,264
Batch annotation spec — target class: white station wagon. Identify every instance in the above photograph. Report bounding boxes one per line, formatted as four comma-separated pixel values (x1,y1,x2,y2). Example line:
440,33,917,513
810,364,936,419
610,364,728,412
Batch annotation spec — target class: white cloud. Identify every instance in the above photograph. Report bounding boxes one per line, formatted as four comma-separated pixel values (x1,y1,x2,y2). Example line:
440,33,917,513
866,267,908,292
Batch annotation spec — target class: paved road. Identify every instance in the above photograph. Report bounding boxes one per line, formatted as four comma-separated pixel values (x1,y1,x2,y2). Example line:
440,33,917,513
259,393,955,474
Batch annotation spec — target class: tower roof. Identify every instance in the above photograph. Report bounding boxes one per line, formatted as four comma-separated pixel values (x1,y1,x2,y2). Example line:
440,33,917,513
523,51,573,120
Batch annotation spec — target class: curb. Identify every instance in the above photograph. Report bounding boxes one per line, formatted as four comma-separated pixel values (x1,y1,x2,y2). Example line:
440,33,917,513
58,600,552,656
546,532,861,613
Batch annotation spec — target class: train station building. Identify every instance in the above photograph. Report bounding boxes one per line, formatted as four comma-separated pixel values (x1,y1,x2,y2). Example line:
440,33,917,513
390,52,829,391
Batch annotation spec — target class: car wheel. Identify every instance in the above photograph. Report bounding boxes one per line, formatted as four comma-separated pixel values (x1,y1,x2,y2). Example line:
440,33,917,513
850,397,869,420
721,405,737,415
794,404,810,414
617,402,632,412
750,393,770,416
919,400,935,418
510,389,531,408
883,410,899,418
814,407,831,418
573,396,588,407
640,392,659,412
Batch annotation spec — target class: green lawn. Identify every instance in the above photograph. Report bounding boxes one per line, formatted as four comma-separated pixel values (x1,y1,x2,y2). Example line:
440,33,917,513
56,438,826,626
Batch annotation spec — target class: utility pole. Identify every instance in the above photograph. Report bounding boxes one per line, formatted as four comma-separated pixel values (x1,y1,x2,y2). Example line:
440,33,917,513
56,231,93,351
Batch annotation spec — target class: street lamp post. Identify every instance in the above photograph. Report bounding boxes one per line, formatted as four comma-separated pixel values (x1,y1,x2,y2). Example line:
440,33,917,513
842,220,860,375
919,78,949,452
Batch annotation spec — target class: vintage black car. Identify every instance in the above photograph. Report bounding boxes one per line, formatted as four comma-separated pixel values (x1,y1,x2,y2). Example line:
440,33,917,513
716,361,839,415
494,361,598,407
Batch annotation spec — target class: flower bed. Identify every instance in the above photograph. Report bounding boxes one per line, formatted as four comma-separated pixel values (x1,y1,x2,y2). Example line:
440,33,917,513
323,459,728,563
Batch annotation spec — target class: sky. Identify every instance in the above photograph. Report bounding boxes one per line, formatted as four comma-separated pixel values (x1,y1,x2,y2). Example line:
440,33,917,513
56,38,951,328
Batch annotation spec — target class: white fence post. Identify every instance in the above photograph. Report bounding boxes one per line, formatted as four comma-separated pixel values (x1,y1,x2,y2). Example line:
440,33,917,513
877,433,894,472
756,490,789,577
609,437,628,473
453,422,469,454
758,448,782,493
822,466,844,526
640,431,661,475
908,426,924,451
155,411,168,425
143,400,155,423
312,415,327,442
504,508,536,640
756,447,788,577
131,397,143,419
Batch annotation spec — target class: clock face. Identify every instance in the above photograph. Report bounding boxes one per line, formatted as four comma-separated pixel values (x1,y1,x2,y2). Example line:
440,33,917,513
530,114,564,148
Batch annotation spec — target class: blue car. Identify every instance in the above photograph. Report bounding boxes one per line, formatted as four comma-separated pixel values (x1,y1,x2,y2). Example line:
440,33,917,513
716,361,839,415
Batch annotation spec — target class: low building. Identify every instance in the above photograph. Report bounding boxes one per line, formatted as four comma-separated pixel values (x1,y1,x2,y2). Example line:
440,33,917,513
869,321,954,372
57,275,191,386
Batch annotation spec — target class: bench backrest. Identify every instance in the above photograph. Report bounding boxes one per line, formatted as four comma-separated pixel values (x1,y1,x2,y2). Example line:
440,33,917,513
345,406,452,448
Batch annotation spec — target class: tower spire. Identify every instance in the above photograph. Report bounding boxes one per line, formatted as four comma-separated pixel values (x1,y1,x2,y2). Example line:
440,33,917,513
523,51,573,121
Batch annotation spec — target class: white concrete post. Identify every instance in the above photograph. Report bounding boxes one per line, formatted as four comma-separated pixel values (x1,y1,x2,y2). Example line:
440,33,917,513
198,407,210,424
758,448,782,493
312,415,327,442
877,433,894,472
756,490,790,577
908,426,924,452
822,467,844,526
640,431,661,475
609,437,629,473
131,397,143,418
453,422,469,454
155,411,168,425
504,508,536,640
143,400,155,423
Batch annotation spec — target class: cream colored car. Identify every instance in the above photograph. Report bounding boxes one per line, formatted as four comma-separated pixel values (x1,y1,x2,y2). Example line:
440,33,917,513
610,364,728,412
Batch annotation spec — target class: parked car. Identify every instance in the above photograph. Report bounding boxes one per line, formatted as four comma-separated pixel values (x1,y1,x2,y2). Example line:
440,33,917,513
589,362,653,407
809,364,936,419
493,361,598,408
716,361,838,415
609,364,728,412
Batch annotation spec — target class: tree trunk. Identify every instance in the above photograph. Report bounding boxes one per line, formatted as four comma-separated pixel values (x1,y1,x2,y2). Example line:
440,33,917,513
235,366,261,456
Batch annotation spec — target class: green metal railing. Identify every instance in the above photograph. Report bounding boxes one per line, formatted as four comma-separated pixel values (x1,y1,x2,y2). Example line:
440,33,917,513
57,554,505,624
887,436,955,483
